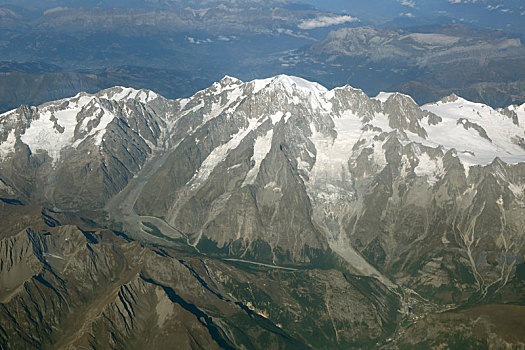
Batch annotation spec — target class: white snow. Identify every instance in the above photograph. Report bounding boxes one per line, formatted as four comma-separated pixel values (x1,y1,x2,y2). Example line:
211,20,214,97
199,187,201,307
422,98,525,167
20,107,79,163
180,100,204,117
100,87,158,103
250,75,328,98
242,129,273,186
373,92,395,103
14,95,121,164
178,98,190,110
369,112,393,133
189,83,246,125
136,90,158,103
190,118,260,188
1,84,166,165
2,74,524,186
104,87,134,101
270,112,284,124
2,74,525,287
308,110,362,187
0,129,16,160
249,75,333,114
414,153,444,185
91,110,117,146
251,78,272,94
272,75,328,94
506,103,525,126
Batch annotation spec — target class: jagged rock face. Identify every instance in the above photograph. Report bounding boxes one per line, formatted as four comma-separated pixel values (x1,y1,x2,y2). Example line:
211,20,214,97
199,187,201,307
1,75,525,301
129,75,525,295
0,206,399,349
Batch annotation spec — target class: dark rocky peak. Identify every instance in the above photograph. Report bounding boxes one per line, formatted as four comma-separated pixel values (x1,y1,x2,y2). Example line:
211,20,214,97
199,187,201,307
383,92,428,138
457,118,492,142
439,93,460,104
217,75,242,88
331,85,381,121
498,103,525,126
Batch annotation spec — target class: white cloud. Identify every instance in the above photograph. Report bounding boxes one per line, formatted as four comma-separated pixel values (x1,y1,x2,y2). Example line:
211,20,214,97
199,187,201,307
298,15,358,30
448,0,477,3
186,37,213,45
487,4,503,10
400,0,416,8
44,7,69,16
399,12,415,18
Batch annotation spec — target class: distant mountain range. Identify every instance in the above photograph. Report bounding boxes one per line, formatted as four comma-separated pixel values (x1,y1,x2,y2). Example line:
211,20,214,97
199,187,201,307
0,0,524,113
303,0,525,33
289,24,525,107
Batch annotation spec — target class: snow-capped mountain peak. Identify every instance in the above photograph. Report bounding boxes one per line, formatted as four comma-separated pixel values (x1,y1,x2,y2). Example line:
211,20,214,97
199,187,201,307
2,76,524,172
97,86,159,104
422,94,525,166
0,86,163,163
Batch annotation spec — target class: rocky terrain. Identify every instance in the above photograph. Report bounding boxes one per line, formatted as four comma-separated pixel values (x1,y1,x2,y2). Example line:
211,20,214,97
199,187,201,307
0,204,401,349
0,76,524,348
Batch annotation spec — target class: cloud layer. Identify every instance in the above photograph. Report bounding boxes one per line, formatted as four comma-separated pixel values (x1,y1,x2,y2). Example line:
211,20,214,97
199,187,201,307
298,15,358,30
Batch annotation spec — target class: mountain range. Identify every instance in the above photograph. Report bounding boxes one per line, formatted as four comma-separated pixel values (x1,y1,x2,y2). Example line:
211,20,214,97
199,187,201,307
303,0,525,33
1,75,524,348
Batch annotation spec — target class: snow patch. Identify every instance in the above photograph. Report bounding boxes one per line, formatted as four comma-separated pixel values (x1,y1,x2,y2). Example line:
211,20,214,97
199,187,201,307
414,153,443,185
17,97,118,164
20,107,79,164
308,111,362,185
100,87,158,104
422,99,525,167
191,118,260,187
251,78,272,94
242,129,273,186
270,112,284,124
0,129,16,160
373,92,395,103
200,86,245,124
